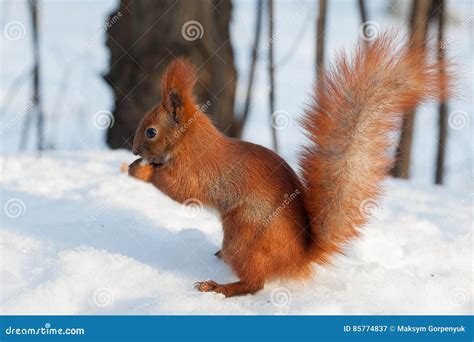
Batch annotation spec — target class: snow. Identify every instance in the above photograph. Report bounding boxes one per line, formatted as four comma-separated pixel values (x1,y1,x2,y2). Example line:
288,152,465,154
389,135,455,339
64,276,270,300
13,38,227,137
0,151,472,314
0,0,472,315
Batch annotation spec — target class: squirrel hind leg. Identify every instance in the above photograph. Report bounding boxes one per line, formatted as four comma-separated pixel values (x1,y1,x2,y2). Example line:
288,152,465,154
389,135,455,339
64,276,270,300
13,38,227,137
194,280,263,297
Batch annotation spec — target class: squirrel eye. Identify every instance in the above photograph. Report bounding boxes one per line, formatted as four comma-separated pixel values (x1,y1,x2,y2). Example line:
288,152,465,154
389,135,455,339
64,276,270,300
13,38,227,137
145,127,157,139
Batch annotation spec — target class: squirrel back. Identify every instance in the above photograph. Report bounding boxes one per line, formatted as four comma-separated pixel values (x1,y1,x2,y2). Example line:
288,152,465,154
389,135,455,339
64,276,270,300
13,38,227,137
299,32,453,264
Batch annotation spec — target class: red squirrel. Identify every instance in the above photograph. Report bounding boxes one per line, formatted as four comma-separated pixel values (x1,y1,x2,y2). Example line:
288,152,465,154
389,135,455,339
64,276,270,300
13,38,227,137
127,33,451,297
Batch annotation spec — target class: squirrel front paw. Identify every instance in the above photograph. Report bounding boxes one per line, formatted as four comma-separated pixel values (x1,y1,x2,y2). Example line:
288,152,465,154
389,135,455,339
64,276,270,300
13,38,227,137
128,158,154,182
120,159,144,173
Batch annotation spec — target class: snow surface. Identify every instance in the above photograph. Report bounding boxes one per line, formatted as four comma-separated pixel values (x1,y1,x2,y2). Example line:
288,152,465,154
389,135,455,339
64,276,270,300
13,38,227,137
0,151,472,315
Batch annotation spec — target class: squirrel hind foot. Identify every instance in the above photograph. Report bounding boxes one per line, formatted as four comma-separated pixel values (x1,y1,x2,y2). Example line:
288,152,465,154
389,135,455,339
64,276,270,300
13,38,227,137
194,280,263,297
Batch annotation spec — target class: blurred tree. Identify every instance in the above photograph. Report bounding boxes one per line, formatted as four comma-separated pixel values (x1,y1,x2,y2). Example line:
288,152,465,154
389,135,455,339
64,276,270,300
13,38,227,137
20,0,43,151
104,0,237,149
358,0,367,24
433,0,447,184
391,0,431,178
267,0,278,152
230,0,263,139
357,0,369,49
315,0,327,82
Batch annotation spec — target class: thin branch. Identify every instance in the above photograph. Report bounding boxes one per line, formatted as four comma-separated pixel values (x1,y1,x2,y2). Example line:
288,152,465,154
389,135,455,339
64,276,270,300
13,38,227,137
275,2,313,67
0,67,33,117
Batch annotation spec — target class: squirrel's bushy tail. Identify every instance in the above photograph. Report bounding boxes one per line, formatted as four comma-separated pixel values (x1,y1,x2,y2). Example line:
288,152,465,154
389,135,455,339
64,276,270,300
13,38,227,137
300,32,452,264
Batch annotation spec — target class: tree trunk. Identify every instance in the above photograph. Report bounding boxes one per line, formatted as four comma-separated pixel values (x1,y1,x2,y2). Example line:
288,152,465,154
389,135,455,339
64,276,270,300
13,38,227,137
434,0,447,184
20,0,43,151
267,0,278,152
315,0,327,82
358,0,368,24
105,0,237,149
391,0,431,178
230,0,263,138
358,0,369,49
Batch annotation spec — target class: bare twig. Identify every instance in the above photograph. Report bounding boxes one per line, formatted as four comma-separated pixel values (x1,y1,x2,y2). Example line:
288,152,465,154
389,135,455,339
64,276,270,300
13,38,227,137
275,2,312,67
0,67,33,117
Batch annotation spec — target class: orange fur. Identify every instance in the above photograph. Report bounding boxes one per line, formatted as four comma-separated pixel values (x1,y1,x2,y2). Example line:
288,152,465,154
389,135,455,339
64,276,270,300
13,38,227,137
128,34,453,297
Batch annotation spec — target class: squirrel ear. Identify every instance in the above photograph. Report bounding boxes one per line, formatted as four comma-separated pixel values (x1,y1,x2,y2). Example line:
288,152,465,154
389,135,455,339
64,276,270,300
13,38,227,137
161,58,197,123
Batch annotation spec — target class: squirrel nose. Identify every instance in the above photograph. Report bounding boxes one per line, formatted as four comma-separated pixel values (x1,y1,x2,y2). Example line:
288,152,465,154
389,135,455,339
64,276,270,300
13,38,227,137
133,144,145,156
132,146,141,155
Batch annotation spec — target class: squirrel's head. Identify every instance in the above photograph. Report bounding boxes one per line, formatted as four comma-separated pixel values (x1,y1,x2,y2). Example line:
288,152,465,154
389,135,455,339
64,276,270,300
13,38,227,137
132,58,197,166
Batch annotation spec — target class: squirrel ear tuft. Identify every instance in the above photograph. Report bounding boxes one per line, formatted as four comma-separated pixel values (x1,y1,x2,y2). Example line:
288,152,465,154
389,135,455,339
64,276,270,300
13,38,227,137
161,58,197,114
168,90,182,124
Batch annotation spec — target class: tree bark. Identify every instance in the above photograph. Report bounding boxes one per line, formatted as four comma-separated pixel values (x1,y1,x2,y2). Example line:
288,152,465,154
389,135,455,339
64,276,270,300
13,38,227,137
105,0,237,149
391,0,431,178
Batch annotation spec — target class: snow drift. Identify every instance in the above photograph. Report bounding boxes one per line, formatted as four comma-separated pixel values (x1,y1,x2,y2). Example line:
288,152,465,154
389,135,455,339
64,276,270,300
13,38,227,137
0,151,471,314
